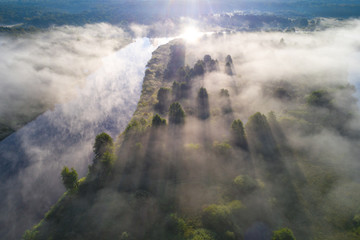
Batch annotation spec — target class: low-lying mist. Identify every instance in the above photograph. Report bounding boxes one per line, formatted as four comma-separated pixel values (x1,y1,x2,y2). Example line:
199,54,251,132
0,24,166,239
0,23,129,136
2,18,360,240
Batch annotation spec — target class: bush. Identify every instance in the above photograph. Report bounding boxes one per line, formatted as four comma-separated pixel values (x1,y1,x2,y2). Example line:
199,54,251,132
152,114,167,127
189,229,217,240
213,141,232,156
233,175,258,194
272,228,296,240
201,201,242,235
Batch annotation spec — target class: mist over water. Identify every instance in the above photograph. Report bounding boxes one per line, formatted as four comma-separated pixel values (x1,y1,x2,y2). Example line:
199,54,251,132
0,37,168,239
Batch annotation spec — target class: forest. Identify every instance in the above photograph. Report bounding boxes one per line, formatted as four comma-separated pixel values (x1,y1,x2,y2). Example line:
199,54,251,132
22,35,360,240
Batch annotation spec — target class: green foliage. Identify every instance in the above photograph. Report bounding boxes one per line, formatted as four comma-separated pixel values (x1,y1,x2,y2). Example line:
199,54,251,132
120,232,129,240
306,90,332,108
246,112,277,156
61,166,78,191
233,175,258,194
272,228,296,240
197,88,210,120
201,201,243,235
189,229,217,240
169,102,185,125
124,119,146,136
224,231,236,240
212,141,232,156
353,214,360,228
165,214,188,236
93,132,113,157
231,119,248,150
172,81,189,100
22,229,39,240
152,114,167,127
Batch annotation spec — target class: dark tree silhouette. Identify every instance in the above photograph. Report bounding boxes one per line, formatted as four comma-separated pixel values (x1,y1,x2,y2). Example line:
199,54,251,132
192,60,205,77
169,102,185,124
231,119,248,150
164,43,186,79
225,55,235,76
197,87,210,120
152,114,167,127
246,112,277,157
93,132,113,158
156,87,171,112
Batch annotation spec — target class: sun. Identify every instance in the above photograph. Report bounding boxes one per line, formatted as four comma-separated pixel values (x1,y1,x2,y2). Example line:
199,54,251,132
180,26,202,43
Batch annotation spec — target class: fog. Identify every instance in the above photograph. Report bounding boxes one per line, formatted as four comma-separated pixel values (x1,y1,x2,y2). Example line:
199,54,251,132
0,24,168,239
0,23,129,132
1,19,360,239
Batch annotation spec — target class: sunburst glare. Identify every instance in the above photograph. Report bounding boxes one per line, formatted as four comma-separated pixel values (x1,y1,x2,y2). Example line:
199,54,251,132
180,26,203,43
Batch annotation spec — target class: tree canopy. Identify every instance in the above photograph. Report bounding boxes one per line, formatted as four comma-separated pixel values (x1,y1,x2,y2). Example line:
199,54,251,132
272,228,296,240
61,166,78,191
93,132,113,158
169,102,185,124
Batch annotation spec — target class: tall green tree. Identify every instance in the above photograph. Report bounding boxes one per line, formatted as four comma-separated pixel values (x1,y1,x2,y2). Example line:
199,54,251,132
231,119,248,150
197,87,210,120
246,112,277,156
169,102,185,125
93,132,113,158
61,166,78,191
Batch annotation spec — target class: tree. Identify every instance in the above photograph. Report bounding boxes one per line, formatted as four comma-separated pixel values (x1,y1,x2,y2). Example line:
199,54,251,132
225,55,234,76
93,132,113,158
169,102,185,124
272,228,296,240
152,114,167,127
156,87,171,112
220,89,230,97
225,62,233,76
61,166,78,191
246,112,277,156
231,119,248,150
306,90,332,108
197,87,210,119
225,55,233,65
193,60,205,77
203,55,219,72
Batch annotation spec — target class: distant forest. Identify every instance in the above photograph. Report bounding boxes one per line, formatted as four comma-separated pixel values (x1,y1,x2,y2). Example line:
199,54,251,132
1,0,360,33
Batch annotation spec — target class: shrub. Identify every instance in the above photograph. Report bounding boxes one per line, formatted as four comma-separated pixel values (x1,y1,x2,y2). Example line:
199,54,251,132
272,228,296,240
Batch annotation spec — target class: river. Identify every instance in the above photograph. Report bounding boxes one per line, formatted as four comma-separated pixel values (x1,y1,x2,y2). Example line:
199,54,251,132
0,37,169,240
